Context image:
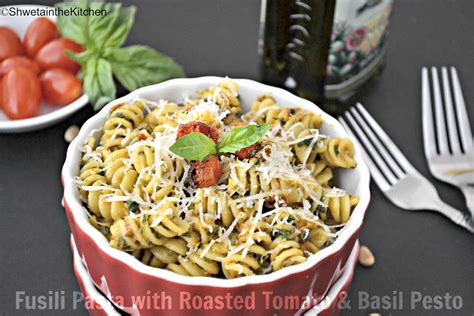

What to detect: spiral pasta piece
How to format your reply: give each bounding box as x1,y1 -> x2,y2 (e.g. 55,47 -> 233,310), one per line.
109,216 -> 167,250
131,145 -> 154,173
193,188 -> 240,228
86,182 -> 128,221
306,161 -> 333,187
321,137 -> 357,169
79,159 -> 105,191
129,148 -> 182,201
321,193 -> 360,224
199,80 -> 240,117
252,231 -> 273,249
134,249 -> 166,268
227,159 -> 309,205
148,201 -> 190,238
270,237 -> 306,271
101,101 -> 146,148
169,240 -> 229,277
222,244 -> 266,278
132,238 -> 187,268
103,149 -> 138,192
80,149 -> 128,221
146,101 -> 180,131
109,201 -> 189,250
168,241 -> 224,277
134,173 -> 174,202
167,253 -> 220,277
290,122 -> 327,164
301,227 -> 329,254
246,95 -> 321,130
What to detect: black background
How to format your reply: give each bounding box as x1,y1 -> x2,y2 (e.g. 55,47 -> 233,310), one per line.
0,0 -> 473,315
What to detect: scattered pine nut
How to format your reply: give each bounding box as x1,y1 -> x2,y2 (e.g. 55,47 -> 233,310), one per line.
359,245 -> 375,267
61,197 -> 64,208
64,125 -> 80,143
369,313 -> 381,316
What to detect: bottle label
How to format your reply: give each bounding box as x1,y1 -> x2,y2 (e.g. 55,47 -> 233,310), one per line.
326,0 -> 393,90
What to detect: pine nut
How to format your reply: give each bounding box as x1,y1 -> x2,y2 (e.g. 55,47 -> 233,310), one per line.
64,125 -> 80,143
359,245 -> 375,267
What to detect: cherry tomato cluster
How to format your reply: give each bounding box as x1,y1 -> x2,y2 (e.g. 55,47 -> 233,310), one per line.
0,18 -> 83,120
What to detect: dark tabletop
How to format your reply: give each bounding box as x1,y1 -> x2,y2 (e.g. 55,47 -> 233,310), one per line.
1,0 -> 473,315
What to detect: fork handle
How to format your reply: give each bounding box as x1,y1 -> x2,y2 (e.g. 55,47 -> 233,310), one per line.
432,200 -> 474,233
461,186 -> 474,217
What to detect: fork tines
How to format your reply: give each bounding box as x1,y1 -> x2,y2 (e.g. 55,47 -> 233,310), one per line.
422,67 -> 473,157
338,103 -> 416,192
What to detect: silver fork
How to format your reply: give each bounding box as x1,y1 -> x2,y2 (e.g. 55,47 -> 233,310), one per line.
338,103 -> 474,233
422,67 -> 474,215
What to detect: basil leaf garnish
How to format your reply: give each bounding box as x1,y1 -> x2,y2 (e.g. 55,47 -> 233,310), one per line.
169,133 -> 217,161
217,124 -> 269,154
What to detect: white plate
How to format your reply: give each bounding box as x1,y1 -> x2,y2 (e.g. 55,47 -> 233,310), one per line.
0,5 -> 88,133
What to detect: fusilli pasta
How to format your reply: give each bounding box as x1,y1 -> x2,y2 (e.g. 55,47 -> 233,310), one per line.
77,80 -> 359,279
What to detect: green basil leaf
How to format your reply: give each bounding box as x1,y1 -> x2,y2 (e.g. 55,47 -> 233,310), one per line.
217,124 -> 269,154
101,4 -> 136,49
55,1 -> 90,45
169,133 -> 217,161
85,2 -> 120,50
108,45 -> 185,91
55,1 -> 136,50
66,50 -> 92,80
83,58 -> 116,110
65,50 -> 96,65
127,200 -> 139,214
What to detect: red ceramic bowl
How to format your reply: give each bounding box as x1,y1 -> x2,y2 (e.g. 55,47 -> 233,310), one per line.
62,77 -> 371,316
306,241 -> 359,316
72,234 -> 360,316
72,235 -> 121,316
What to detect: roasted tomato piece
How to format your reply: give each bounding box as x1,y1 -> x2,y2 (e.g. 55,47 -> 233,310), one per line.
177,121 -> 219,142
191,155 -> 223,188
235,143 -> 258,160
232,122 -> 259,160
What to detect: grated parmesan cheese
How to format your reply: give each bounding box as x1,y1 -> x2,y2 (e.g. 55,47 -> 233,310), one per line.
150,208 -> 173,227
324,187 -> 347,197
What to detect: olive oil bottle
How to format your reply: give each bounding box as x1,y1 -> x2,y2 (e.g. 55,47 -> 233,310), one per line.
324,0 -> 393,113
259,0 -> 336,107
259,0 -> 393,114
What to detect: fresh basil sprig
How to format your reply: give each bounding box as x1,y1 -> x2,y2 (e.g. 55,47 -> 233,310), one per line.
170,124 -> 269,161
55,1 -> 185,110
